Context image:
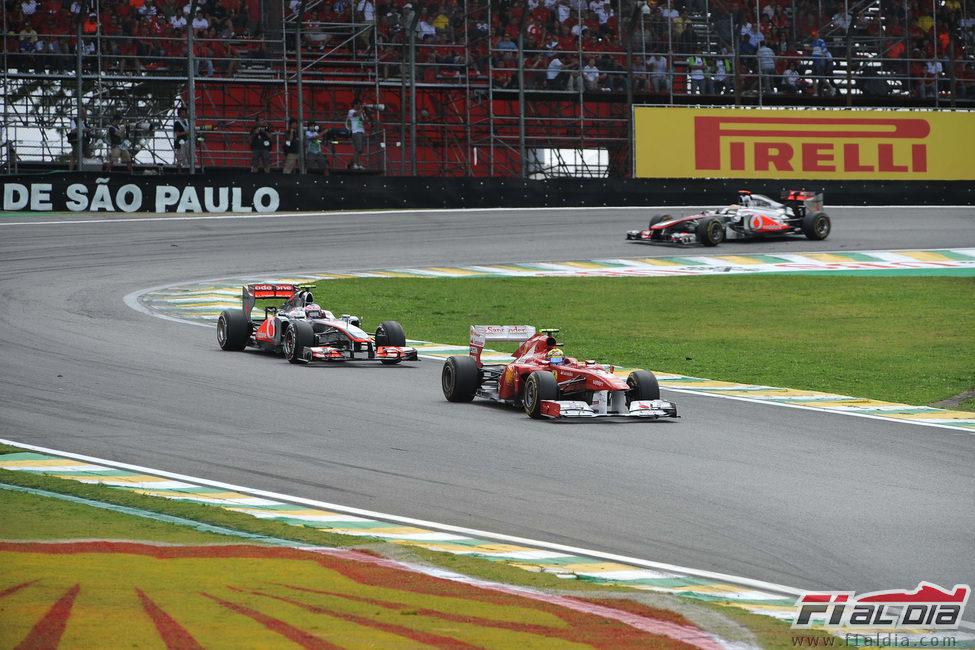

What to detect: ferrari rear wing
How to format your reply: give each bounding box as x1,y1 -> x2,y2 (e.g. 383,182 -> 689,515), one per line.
242,283 -> 298,319
469,325 -> 535,367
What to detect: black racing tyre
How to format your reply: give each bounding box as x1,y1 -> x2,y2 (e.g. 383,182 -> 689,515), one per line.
802,211 -> 831,240
442,356 -> 480,402
649,214 -> 670,228
217,309 -> 250,351
375,320 -> 407,364
375,320 -> 406,347
524,370 -> 558,419
695,217 -> 725,246
626,370 -> 661,404
283,319 -> 314,364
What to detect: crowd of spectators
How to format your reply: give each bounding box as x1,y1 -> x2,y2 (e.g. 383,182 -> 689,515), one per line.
3,0 -> 267,76
4,0 -> 974,99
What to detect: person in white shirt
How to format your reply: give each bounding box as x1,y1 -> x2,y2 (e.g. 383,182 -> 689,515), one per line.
346,100 -> 367,169
756,43 -> 776,92
686,48 -> 707,94
357,0 -> 375,22
546,53 -> 564,89
648,53 -> 669,93
919,57 -> 943,98
782,61 -> 800,93
191,10 -> 208,34
557,0 -> 572,23
711,55 -> 731,94
582,55 -> 601,90
416,12 -> 436,38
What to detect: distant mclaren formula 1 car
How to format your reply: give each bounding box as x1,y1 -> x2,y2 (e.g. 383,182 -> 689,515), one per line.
441,325 -> 678,421
217,283 -> 417,364
626,190 -> 831,246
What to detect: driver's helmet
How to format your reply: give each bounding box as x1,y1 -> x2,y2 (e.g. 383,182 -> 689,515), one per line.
547,348 -> 565,365
304,304 -> 323,319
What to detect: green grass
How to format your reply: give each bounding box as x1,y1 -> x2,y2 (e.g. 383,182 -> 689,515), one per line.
0,486 -> 240,544
0,457 -> 838,648
0,468 -> 361,548
313,275 -> 975,406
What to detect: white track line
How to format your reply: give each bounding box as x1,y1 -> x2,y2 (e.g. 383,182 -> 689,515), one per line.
0,437 -> 802,598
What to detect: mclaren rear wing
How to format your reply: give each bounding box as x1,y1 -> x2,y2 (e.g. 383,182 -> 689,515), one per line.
469,325 -> 535,366
782,190 -> 825,213
242,283 -> 298,319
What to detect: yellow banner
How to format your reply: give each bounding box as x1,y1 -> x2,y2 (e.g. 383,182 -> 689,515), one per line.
633,107 -> 975,180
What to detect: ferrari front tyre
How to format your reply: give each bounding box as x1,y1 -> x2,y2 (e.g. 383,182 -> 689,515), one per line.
524,370 -> 558,419
802,211 -> 831,240
626,370 -> 661,404
442,356 -> 480,402
284,320 -> 314,364
695,217 -> 725,246
217,309 -> 250,351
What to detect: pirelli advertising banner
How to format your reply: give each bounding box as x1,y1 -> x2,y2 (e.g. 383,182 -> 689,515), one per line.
634,107 -> 975,180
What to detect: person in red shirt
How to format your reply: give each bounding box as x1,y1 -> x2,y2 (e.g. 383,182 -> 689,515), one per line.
82,12 -> 98,34
532,3 -> 553,28
556,23 -> 575,50
118,38 -> 142,73
208,28 -> 232,75
491,51 -> 515,87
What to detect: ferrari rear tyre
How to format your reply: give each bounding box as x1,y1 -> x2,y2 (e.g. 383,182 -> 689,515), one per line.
442,356 -> 480,402
626,370 -> 661,404
217,309 -> 250,351
802,211 -> 831,240
284,320 -> 314,364
375,320 -> 407,364
524,371 -> 558,419
695,217 -> 725,246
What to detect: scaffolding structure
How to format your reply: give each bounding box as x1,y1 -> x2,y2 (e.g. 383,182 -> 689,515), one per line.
2,0 -> 972,176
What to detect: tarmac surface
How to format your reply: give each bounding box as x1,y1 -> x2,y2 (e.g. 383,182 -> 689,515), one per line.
1,205 -> 973,595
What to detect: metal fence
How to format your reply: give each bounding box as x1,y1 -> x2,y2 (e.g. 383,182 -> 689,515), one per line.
3,0 -> 973,176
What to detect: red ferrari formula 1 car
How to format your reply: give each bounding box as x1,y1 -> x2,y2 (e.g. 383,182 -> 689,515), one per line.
217,283 -> 417,365
441,325 -> 678,420
626,190 -> 831,246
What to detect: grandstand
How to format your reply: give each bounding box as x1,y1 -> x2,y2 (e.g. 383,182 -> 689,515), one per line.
2,0 -> 972,176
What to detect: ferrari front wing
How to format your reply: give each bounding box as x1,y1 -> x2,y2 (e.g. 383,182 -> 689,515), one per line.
540,398 -> 678,420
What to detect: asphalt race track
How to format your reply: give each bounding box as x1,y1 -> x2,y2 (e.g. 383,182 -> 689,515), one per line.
2,205 -> 974,597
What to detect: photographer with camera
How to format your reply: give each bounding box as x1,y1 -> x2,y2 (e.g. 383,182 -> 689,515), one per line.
346,100 -> 369,170
106,113 -> 134,174
173,106 -> 192,173
305,120 -> 327,175
282,117 -> 301,174
249,115 -> 271,173
67,108 -> 93,171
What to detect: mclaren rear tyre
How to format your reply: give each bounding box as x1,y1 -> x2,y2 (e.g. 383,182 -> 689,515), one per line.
375,320 -> 407,364
524,370 -> 558,419
695,217 -> 725,246
626,370 -> 661,404
649,214 -> 670,228
283,320 -> 314,364
442,356 -> 480,402
802,211 -> 831,240
217,309 -> 250,351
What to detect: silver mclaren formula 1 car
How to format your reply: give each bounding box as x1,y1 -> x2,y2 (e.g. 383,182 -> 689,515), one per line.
217,283 -> 417,364
626,190 -> 832,246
